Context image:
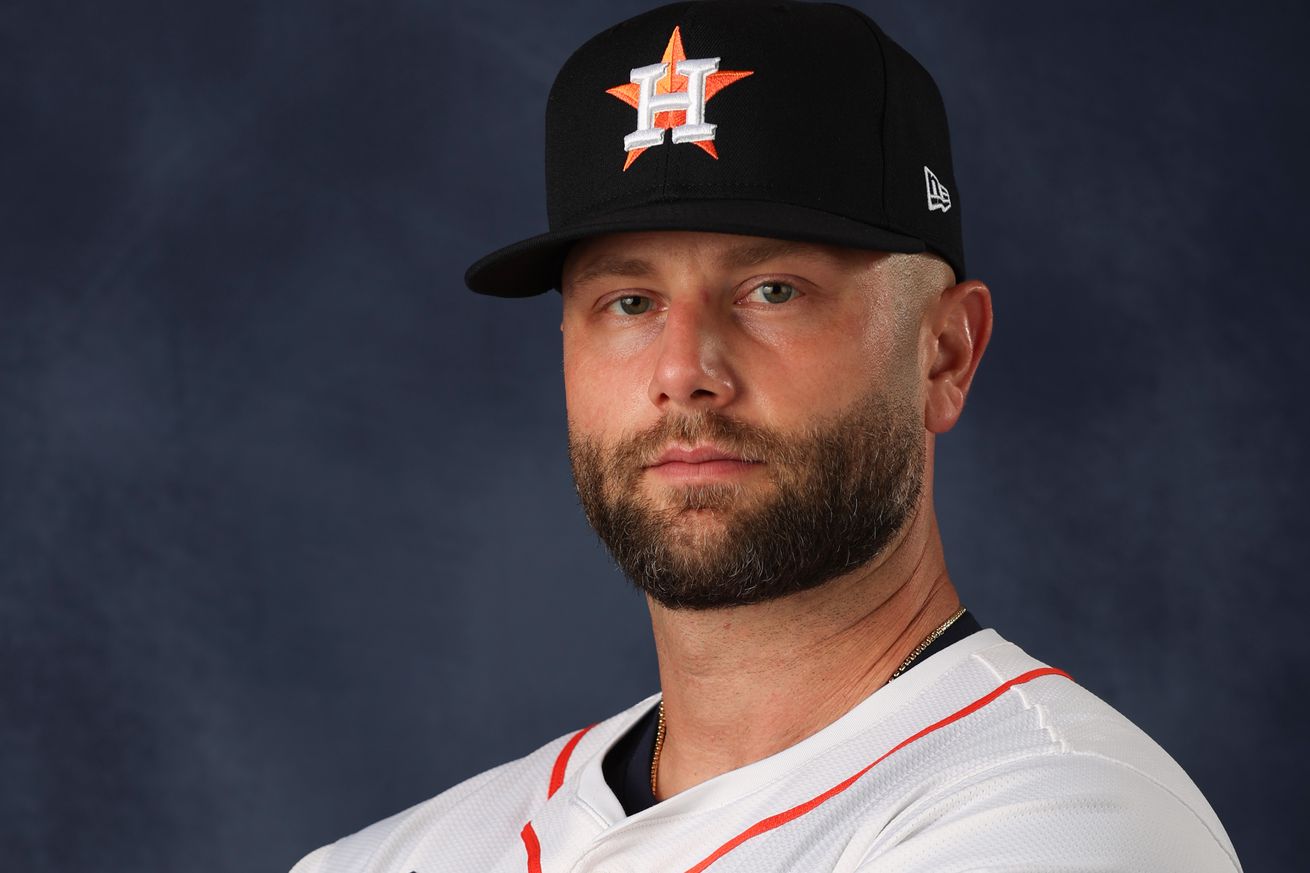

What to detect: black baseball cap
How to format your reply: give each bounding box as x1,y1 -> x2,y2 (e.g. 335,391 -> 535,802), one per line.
464,0 -> 964,297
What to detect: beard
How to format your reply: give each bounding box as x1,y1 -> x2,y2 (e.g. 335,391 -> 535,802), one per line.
568,387 -> 926,610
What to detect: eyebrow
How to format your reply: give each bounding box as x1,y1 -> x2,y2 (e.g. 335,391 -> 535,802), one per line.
567,255 -> 657,289
566,239 -> 826,290
719,239 -> 815,269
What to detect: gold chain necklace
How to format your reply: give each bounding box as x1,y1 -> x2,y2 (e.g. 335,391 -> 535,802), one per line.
649,606 -> 968,797
889,605 -> 968,680
649,699 -> 668,796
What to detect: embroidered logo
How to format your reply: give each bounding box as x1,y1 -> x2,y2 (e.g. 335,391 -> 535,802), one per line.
924,166 -> 952,212
605,26 -> 753,171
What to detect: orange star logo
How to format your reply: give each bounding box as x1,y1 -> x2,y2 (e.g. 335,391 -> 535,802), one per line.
605,26 -> 753,171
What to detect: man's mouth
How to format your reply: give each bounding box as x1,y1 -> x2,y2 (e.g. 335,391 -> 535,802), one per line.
644,444 -> 763,482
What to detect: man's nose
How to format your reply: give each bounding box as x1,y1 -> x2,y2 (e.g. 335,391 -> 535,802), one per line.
647,299 -> 738,411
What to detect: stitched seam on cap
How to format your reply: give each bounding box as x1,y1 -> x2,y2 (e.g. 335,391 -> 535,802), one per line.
826,4 -> 891,232
658,1 -> 706,202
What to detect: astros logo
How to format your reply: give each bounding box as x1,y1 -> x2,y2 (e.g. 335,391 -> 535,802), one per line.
606,26 -> 753,171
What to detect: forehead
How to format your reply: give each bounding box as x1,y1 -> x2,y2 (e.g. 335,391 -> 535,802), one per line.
561,230 -> 880,291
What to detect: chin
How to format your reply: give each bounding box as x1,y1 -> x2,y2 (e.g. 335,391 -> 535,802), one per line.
663,513 -> 740,553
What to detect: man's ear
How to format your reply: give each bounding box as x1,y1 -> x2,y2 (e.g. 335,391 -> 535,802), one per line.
923,280 -> 992,434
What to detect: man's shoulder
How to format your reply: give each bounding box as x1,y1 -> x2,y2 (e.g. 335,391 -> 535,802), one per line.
287,757 -> 523,873
859,736 -> 1243,872
965,634 -> 1223,814
864,631 -> 1243,871
289,693 -> 657,873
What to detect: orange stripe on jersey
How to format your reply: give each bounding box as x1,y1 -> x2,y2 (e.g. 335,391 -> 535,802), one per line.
521,723 -> 597,872
548,724 -> 596,799
681,667 -> 1074,873
519,821 -> 542,873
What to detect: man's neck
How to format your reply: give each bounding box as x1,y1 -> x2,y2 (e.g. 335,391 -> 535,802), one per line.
647,507 -> 960,800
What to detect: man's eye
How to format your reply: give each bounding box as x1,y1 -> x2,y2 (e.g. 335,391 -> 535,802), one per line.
748,282 -> 798,304
611,295 -> 653,315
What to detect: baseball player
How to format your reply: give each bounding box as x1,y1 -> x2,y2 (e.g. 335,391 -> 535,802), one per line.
292,2 -> 1242,871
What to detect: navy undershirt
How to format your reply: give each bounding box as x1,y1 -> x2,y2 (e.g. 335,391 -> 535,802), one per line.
601,610 -> 983,816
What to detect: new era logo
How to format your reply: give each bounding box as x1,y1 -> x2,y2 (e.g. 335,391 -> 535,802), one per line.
924,166 -> 951,213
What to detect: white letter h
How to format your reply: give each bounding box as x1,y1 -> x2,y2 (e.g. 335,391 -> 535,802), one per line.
623,57 -> 720,152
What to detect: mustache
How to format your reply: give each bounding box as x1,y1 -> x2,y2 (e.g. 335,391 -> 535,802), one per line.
610,410 -> 784,468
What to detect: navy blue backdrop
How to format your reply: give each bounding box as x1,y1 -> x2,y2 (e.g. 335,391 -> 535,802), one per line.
2,1 -> 1305,870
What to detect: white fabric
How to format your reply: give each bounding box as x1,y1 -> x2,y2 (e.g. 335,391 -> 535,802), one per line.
291,629 -> 1242,873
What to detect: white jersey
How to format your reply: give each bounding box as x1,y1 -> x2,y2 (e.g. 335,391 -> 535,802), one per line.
291,629 -> 1241,873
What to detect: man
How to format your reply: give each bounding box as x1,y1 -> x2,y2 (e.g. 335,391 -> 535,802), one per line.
293,1 -> 1242,870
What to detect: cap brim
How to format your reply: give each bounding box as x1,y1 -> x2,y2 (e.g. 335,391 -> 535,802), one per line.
463,199 -> 930,297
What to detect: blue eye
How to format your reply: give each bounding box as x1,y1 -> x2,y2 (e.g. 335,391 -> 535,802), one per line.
750,282 -> 798,304
612,295 -> 653,315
